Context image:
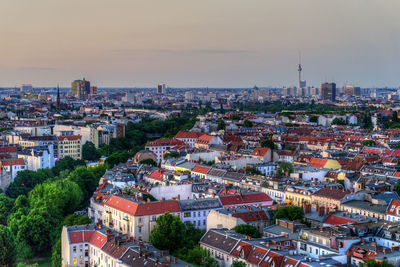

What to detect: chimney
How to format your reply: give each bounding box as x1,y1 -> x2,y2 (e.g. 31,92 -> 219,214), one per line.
318,206 -> 325,217
247,236 -> 251,240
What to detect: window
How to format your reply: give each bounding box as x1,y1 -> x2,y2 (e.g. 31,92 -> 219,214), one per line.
184,212 -> 191,218
73,246 -> 76,253
138,226 -> 142,233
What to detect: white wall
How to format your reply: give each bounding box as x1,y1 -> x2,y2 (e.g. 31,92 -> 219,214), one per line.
150,184 -> 193,200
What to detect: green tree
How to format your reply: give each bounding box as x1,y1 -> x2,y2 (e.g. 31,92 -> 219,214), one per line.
176,246 -> 217,267
393,111 -> 399,123
331,117 -> 347,125
63,214 -> 92,226
82,141 -> 101,161
232,261 -> 247,267
0,193 -> 14,225
362,260 -> 395,267
276,162 -> 293,177
51,238 -> 62,267
309,115 -> 319,123
231,114 -> 241,120
150,213 -> 187,252
6,169 -> 53,198
233,224 -> 261,238
245,166 -> 262,175
67,166 -> 98,203
0,225 -> 17,266
273,206 -> 304,222
140,158 -> 158,166
217,120 -> 226,130
362,112 -> 373,130
143,193 -> 157,202
362,139 -> 376,146
260,139 -> 276,149
243,120 -> 253,128
164,152 -> 180,159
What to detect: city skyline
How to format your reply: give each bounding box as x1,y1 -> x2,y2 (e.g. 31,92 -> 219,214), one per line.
0,0 -> 399,87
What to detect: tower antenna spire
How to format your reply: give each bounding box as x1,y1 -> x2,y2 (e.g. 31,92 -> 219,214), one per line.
298,51 -> 302,89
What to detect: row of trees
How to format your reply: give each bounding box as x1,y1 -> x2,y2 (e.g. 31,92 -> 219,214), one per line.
93,113 -> 198,167
0,156 -> 106,265
150,213 -> 218,266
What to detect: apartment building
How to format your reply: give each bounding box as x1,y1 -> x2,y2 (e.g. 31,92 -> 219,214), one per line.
58,135 -> 82,160
104,195 -> 181,241
145,138 -> 186,163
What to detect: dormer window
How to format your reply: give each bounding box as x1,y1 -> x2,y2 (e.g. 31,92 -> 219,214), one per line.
397,207 -> 400,216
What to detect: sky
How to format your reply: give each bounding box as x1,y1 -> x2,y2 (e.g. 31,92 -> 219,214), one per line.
0,0 -> 399,88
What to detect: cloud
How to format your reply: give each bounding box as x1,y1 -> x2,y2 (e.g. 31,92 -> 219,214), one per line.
110,48 -> 255,55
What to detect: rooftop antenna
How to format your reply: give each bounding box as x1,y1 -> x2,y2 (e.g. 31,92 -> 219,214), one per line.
298,51 -> 302,89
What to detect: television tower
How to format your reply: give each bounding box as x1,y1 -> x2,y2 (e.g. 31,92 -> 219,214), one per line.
298,52 -> 302,89
56,84 -> 60,109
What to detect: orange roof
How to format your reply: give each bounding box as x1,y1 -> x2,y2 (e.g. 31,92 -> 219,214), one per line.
309,158 -> 327,167
252,147 -> 270,157
148,169 -> 165,181
105,195 -> 180,216
1,159 -> 25,166
192,165 -> 211,174
175,131 -> 206,139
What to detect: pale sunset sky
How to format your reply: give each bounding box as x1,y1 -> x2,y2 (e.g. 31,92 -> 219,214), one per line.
0,0 -> 399,87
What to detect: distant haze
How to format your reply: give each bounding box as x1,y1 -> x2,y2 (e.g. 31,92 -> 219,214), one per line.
0,0 -> 399,87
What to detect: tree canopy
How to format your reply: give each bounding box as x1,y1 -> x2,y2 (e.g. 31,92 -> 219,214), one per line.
273,206 -> 304,222
232,261 -> 247,267
276,162 -> 294,177
362,139 -> 376,146
140,158 -> 158,166
0,224 -> 16,266
233,224 -> 261,238
261,139 -> 276,149
243,120 -> 253,128
362,260 -> 395,267
82,141 -> 101,161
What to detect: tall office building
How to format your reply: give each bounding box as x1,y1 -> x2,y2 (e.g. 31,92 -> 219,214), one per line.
321,83 -> 336,102
20,84 -> 33,93
157,84 -> 166,94
71,78 -> 90,100
344,86 -> 361,96
89,86 -> 97,95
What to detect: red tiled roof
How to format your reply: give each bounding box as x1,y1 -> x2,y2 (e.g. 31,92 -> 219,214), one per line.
219,193 -> 272,206
324,215 -> 358,225
175,130 -> 206,139
192,165 -> 211,174
232,210 -> 269,222
309,158 -> 327,167
1,159 -> 25,166
313,187 -> 349,200
252,147 -> 270,157
89,231 -> 107,248
148,169 -> 164,181
58,135 -> 81,141
0,146 -> 16,153
105,195 -> 180,216
386,199 -> 400,216
242,192 -> 272,203
147,138 -> 185,147
195,135 -> 214,144
68,230 -> 95,244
